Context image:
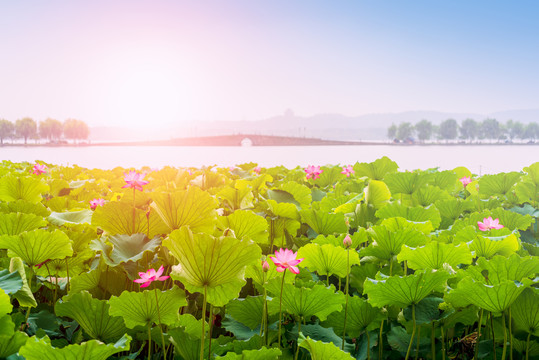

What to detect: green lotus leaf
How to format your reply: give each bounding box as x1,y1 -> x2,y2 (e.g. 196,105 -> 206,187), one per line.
278,181 -> 312,208
299,336 -> 354,360
0,314 -> 28,357
313,230 -> 368,249
300,210 -> 347,236
266,189 -> 300,209
438,304 -> 479,329
90,234 -> 161,267
445,277 -> 531,313
512,336 -> 539,358
386,325 -> 430,356
511,287 -> 539,335
18,333 -> 131,360
452,166 -> 472,179
266,281 -> 344,321
322,295 -> 385,338
165,227 -> 261,306
245,257 -> 296,288
218,210 -> 268,244
365,179 -> 391,209
0,200 -> 50,217
151,187 -> 218,233
46,196 -> 85,212
92,201 -> 169,238
381,216 -> 433,234
402,296 -> 445,325
353,156 -> 399,180
0,288 -> 12,314
319,193 -> 363,214
376,203 -> 441,229
109,286 -> 186,328
69,264 -> 128,299
397,241 -> 473,270
489,207 -> 535,231
9,257 -> 37,307
0,269 -> 23,294
215,347 -> 282,360
478,172 -> 521,197
523,162 -> 539,184
226,295 -> 264,330
62,224 -> 97,253
465,254 -> 539,285
264,199 -> 299,220
0,229 -> 72,266
55,291 -> 127,342
217,180 -> 254,210
515,178 -> 538,205
297,243 -> 359,278
384,171 -> 432,195
316,166 -> 346,187
168,327 -> 211,360
176,313 -> 207,338
0,175 -> 49,203
411,185 -> 451,207
0,212 -> 46,237
361,224 -> 427,261
469,232 -> 519,258
271,218 -> 301,247
435,198 -> 474,229
48,209 -> 93,226
363,269 -> 451,308
431,170 -> 459,191
35,249 -> 94,278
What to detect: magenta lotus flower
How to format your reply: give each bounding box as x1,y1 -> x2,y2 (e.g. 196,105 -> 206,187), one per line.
305,165 -> 323,180
122,171 -> 149,191
343,234 -> 352,248
89,198 -> 105,210
478,217 -> 504,231
271,248 -> 304,274
32,164 -> 47,175
253,166 -> 262,175
262,260 -> 270,272
341,165 -> 354,177
459,176 -> 472,187
134,266 -> 170,288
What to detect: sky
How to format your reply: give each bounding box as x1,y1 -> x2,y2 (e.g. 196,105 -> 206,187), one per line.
1,0 -> 539,128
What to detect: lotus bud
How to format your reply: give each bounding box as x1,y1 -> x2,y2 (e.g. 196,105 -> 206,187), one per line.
262,260 -> 270,272
343,234 -> 352,248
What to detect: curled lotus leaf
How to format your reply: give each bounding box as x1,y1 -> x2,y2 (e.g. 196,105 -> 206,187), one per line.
264,199 -> 299,220
9,257 -> 37,307
364,179 -> 391,209
48,209 -> 93,226
376,203 -> 441,229
0,175 -> 49,203
90,233 -> 161,267
0,212 -> 46,237
299,336 -> 355,360
297,243 -> 359,278
353,156 -> 399,180
300,209 -> 348,236
397,241 -> 473,270
278,181 -> 312,208
0,229 -> 72,266
218,210 -> 268,244
511,287 -> 539,336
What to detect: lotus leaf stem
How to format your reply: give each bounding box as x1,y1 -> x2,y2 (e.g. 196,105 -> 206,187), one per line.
431,323 -> 436,360
207,304 -> 214,360
153,289 -> 166,360
379,320 -> 384,360
415,325 -> 421,360
508,308 -> 513,360
366,330 -> 371,360
441,325 -> 446,360
200,286 -> 208,360
65,258 -> 70,292
278,270 -> 286,349
501,310 -> 507,360
132,188 -> 136,234
474,308 -> 484,360
147,323 -> 152,360
294,316 -> 302,360
491,312 -> 497,360
526,332 -> 531,360
404,303 -> 416,360
260,272 -> 268,346
342,248 -> 350,350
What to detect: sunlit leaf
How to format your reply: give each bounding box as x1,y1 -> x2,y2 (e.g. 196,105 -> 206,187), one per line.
0,314 -> 28,357
469,232 -> 520,258
48,209 -> 93,226
297,243 -> 359,278
511,287 -> 539,336
264,199 -> 299,220
299,336 -> 354,360
0,229 -> 72,266
478,172 -> 521,197
353,156 -> 398,180
278,181 -> 312,208
218,210 -> 268,244
90,234 -> 161,267
226,295 -> 264,330
0,288 -> 12,314
397,241 -> 473,270
364,180 -> 391,209
300,209 -> 347,236
215,347 -> 282,360
313,230 -> 368,249
0,175 -> 49,203
0,212 -> 46,237
384,171 -> 431,195
9,257 -> 37,307
322,295 -> 385,337
376,203 -> 441,229
361,224 -> 427,261
0,200 -> 50,217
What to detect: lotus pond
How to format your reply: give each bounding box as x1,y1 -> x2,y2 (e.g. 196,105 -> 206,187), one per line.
0,157 -> 537,360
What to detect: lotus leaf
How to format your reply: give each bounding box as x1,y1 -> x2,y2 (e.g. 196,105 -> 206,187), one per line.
489,207 -> 535,231
515,178 -> 538,205
412,185 -> 451,207
218,210 -> 268,244
245,258 -> 296,288
264,199 -> 299,220
364,179 -> 391,209
297,243 -> 359,278
435,198 -> 474,229
322,295 -> 385,337
215,347 -> 282,360
165,227 -> 261,306
362,224 -> 427,261
226,296 -> 264,330
109,286 -> 186,328
511,287 -> 539,335
0,212 -> 46,237
0,229 -> 72,266
300,209 -> 347,236
353,156 -> 399,180
278,181 -> 312,208
466,254 -> 539,284
0,288 -> 11,314
397,241 -> 473,270
0,200 -> 50,216
90,233 -> 161,267
69,264 -> 128,299
316,165 -> 345,187
431,170 -> 459,191
402,296 -> 445,324
9,257 -> 37,307
376,203 -> 441,229
48,209 -> 93,226
387,326 -> 430,356
55,291 -> 127,342
298,336 -> 354,360
0,315 -> 28,357
217,180 -> 254,210
381,216 -> 434,234
363,269 -> 451,308
478,172 -> 521,197
18,333 -> 131,360
469,232 -> 520,258
169,327 -> 212,360
0,175 -> 49,203
313,230 -> 368,249
319,193 -> 363,214
0,269 -> 23,294
384,171 -> 432,196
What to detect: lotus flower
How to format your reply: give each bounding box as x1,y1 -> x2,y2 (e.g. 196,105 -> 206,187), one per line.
341,165 -> 354,177
305,165 -> 323,180
271,248 -> 304,274
478,217 -> 504,231
122,171 -> 149,191
343,234 -> 352,248
134,266 -> 170,288
253,166 -> 262,175
459,176 -> 472,187
89,198 -> 105,210
32,164 -> 47,175
262,260 -> 270,272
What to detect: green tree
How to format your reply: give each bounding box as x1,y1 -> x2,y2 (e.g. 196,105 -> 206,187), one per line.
480,118 -> 501,143
39,118 -> 63,141
522,122 -> 539,142
387,123 -> 397,140
459,118 -> 478,143
396,122 -> 414,141
414,119 -> 433,143
64,119 -> 89,143
0,119 -> 14,145
505,119 -> 524,141
15,117 -> 37,145
439,119 -> 458,143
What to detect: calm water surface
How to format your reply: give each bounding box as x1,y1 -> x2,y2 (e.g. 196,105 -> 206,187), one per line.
1,145 -> 537,174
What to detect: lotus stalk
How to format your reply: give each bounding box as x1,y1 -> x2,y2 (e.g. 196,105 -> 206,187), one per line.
404,303 -> 416,360
526,332 -> 531,360
200,286 -> 208,360
501,311 -> 507,360
207,304 -> 214,360
431,323 -> 436,360
278,270 -> 286,349
379,320 -> 384,360
342,234 -> 352,350
508,308 -> 513,360
474,308 -> 484,360
147,323 -> 152,360
294,316 -> 302,360
260,260 -> 269,347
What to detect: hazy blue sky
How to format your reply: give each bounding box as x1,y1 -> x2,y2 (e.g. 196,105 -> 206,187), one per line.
1,0 -> 538,128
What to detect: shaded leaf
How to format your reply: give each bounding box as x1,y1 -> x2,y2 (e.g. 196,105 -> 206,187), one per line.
0,229 -> 72,266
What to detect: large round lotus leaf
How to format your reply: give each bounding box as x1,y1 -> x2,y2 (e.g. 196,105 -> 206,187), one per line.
316,166 -> 346,188
361,224 -> 427,261
226,295 -> 264,330
353,156 -> 399,180
278,181 -> 312,208
55,291 -> 127,342
266,281 -> 344,321
48,209 -> 93,226
489,207 -> 535,231
298,243 -> 359,278
465,254 -> 539,284
0,175 -> 49,203
90,234 -> 161,267
217,180 -> 254,210
109,286 -> 186,328
313,230 -> 368,249
265,199 -> 299,220
151,187 -> 218,233
0,212 -> 46,237
523,162 -> 539,184
0,200 -> 50,217
271,218 -> 301,248
431,170 -> 459,191
0,288 -> 12,314
397,241 -> 473,270
35,249 -> 94,278
365,180 -> 391,209
300,209 -> 347,236
92,201 -> 168,238
384,171 -> 432,196
299,336 -> 354,360
363,269 -> 451,308
376,203 -> 441,229
218,210 -> 268,244
381,216 -> 433,234
478,172 -> 521,197
318,193 -> 364,214
165,227 -> 261,306
434,198 -> 474,229
18,334 -> 131,360
9,257 -> 37,307
322,295 -> 385,338
515,178 -> 538,204
469,232 -> 519,258
215,347 -> 282,360
69,264 -> 128,299
511,287 -> 539,335
62,224 -> 97,253
169,327 -> 212,360
452,166 -> 472,179
0,314 -> 28,357
411,185 -> 451,207
0,229 -> 72,266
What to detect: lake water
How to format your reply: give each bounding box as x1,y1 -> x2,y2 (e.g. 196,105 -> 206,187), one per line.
1,145 -> 537,175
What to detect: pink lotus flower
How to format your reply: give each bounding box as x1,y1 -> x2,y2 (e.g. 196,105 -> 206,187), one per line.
459,177 -> 472,187
343,234 -> 352,248
89,198 -> 105,210
261,260 -> 270,272
253,166 -> 262,175
341,165 -> 354,177
134,266 -> 170,288
32,164 -> 47,175
270,248 -> 304,274
304,165 -> 323,180
122,171 -> 149,191
478,217 -> 504,231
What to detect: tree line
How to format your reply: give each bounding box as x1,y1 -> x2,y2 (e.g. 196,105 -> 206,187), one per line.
387,118 -> 539,143
0,118 -> 89,145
